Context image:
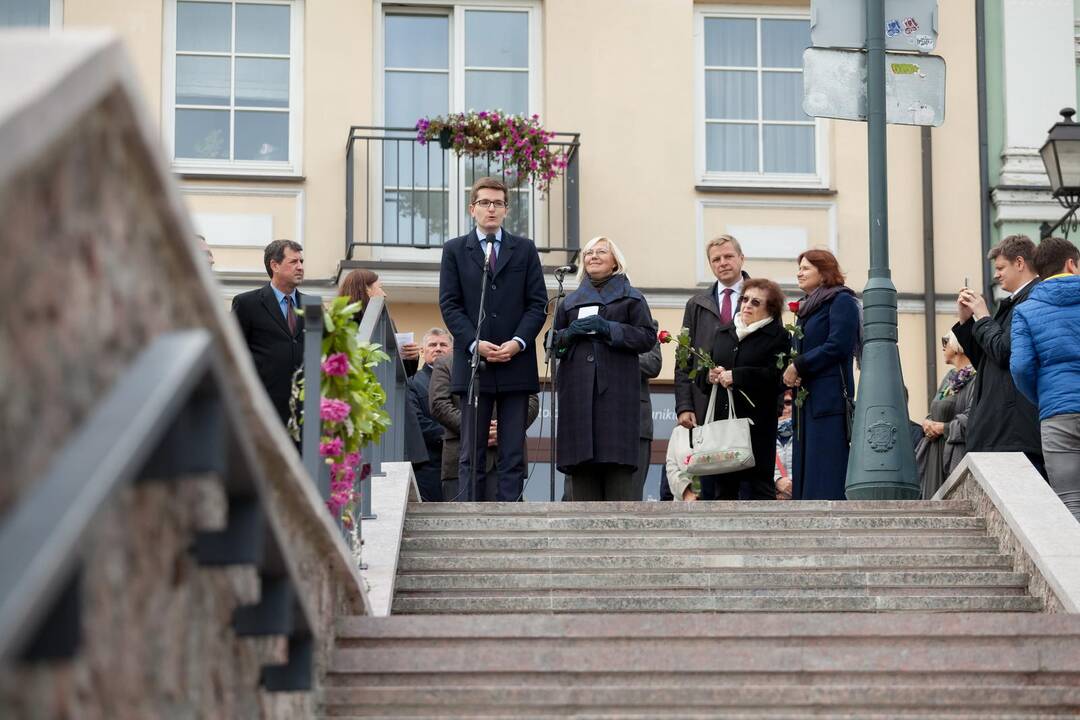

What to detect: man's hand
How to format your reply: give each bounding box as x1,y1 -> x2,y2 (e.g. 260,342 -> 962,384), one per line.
682,486 -> 698,501
678,411 -> 696,429
487,420 -> 498,447
959,289 -> 990,321
956,290 -> 973,323
490,340 -> 522,362
476,340 -> 502,360
400,342 -> 420,361
783,363 -> 800,388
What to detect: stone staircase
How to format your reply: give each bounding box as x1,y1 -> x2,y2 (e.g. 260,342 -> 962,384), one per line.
319,500 -> 1080,717
391,500 -> 1040,613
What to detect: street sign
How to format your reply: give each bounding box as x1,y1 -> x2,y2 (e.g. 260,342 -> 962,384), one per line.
810,0 -> 938,53
803,48 -> 946,127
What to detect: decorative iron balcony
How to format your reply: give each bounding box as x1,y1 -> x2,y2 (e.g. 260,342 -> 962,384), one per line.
344,126 -> 580,260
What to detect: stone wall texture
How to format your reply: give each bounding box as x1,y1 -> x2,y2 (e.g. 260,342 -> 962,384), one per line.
0,49 -> 367,718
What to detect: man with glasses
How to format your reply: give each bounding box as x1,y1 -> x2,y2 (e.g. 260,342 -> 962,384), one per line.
438,177 -> 548,501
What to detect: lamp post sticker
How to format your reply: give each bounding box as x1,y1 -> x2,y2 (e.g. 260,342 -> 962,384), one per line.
915,35 -> 933,51
902,17 -> 919,34
890,62 -> 924,78
886,19 -> 902,37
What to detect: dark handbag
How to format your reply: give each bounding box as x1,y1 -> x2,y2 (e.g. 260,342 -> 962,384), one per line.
839,365 -> 855,443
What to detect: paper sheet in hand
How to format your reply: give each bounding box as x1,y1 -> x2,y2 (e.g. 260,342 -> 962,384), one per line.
576,305 -> 599,334
394,332 -> 414,348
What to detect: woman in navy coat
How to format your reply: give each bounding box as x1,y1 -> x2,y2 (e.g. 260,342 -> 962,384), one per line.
783,249 -> 860,500
553,236 -> 656,500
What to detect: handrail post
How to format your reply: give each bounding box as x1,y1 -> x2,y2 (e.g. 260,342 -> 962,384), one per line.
301,300 -> 327,500
345,133 -> 355,260
565,141 -> 580,251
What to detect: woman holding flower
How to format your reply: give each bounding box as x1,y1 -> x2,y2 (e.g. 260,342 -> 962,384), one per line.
552,236 -> 656,500
783,249 -> 861,501
694,278 -> 791,501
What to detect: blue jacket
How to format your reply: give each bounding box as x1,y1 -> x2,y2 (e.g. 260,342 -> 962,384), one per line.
1010,274 -> 1080,420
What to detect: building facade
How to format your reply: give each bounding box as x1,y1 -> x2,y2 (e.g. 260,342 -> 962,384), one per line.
8,0 -> 1010,495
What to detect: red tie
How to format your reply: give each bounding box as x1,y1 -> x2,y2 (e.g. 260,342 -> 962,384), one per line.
488,241 -> 498,273
285,294 -> 297,335
720,288 -> 733,325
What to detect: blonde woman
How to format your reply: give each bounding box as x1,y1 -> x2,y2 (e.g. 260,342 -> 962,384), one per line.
552,236 -> 656,500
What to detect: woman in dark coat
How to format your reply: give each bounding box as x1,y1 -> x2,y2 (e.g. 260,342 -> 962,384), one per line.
783,249 -> 861,501
691,279 -> 791,501
553,236 -> 656,500
916,330 -> 976,498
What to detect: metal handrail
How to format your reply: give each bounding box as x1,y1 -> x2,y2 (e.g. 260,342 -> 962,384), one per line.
0,330 -> 314,689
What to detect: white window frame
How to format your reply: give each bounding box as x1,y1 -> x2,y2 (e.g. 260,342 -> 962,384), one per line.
694,4 -> 829,190
50,0 -> 62,28
162,0 -> 304,177
372,0 -> 543,259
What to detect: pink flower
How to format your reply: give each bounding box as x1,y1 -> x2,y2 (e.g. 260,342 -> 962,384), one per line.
319,437 -> 343,457
345,451 -> 361,468
322,352 -> 349,377
321,398 -> 351,423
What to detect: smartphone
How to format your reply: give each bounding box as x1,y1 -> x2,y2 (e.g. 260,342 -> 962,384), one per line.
963,276 -> 969,289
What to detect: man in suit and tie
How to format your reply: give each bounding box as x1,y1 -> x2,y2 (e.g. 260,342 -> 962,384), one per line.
439,177 -> 548,501
407,327 -> 453,501
232,239 -> 307,426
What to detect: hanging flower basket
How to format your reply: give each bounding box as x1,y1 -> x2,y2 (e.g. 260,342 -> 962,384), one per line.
416,111 -> 569,195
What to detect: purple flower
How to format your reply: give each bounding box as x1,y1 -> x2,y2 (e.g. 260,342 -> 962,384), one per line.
321,398 -> 351,423
319,437 -> 344,457
321,352 -> 349,377
345,451 -> 361,468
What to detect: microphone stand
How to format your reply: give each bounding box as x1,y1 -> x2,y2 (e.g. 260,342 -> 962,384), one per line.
464,238 -> 494,502
544,255 -> 576,502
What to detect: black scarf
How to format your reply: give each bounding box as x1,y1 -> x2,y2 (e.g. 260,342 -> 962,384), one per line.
796,284 -> 856,319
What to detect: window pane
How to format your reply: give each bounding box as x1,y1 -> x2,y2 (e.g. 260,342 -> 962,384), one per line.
706,124 -> 758,172
465,70 -> 528,116
236,57 -> 289,107
0,0 -> 49,27
235,111 -> 289,161
465,11 -> 528,68
385,71 -> 448,127
236,3 -> 290,54
177,1 -> 231,53
383,190 -> 450,246
383,137 -> 450,190
704,17 -> 755,67
762,19 -> 809,68
705,70 -> 757,121
385,15 -> 449,69
762,72 -> 809,121
764,125 -> 815,173
176,56 -> 230,106
175,109 -> 230,159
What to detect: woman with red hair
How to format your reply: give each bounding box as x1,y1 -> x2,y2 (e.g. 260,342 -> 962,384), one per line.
783,249 -> 861,500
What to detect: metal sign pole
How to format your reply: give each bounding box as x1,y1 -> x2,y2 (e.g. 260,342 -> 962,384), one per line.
845,0 -> 919,499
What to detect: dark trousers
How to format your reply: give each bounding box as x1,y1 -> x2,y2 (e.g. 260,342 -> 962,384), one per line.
458,391 -> 528,501
412,460 -> 444,502
701,471 -> 775,501
629,438 -> 651,501
566,463 -> 637,501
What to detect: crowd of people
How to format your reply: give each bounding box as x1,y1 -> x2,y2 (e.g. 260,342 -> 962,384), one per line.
230,177 -> 1080,519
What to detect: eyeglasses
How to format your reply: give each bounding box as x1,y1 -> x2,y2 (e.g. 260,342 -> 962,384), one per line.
783,399 -> 793,407
744,297 -> 765,308
472,199 -> 507,209
940,336 -> 950,349
583,247 -> 611,258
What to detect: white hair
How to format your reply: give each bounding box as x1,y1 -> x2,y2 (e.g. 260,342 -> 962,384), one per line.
422,327 -> 451,346
577,236 -> 629,282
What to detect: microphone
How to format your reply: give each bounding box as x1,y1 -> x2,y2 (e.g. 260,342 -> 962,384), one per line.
554,265 -> 574,275
484,233 -> 496,267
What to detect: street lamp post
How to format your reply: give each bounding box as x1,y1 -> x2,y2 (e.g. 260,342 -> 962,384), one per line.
844,0 -> 920,499
1039,108 -> 1080,240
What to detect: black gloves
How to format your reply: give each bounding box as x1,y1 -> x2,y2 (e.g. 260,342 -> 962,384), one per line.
568,314 -> 612,340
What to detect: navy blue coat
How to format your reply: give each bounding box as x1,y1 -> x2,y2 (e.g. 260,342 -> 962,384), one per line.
553,275 -> 656,472
791,290 -> 860,500
439,229 -> 548,394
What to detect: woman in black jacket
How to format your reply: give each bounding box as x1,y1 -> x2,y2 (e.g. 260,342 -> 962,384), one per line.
694,278 -> 791,501
553,236 -> 656,500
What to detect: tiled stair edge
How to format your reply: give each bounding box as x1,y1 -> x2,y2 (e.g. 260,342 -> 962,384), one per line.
360,462 -> 420,616
936,452 -> 1080,613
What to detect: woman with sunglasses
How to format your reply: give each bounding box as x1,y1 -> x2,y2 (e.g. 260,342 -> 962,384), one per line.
689,278 -> 791,501
916,331 -> 976,498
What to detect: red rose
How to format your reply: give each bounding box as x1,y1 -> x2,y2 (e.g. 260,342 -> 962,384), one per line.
788,301 -> 800,313
657,330 -> 672,344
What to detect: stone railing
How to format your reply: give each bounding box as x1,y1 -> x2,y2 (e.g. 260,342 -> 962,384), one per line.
0,30 -> 368,717
936,452 -> 1080,613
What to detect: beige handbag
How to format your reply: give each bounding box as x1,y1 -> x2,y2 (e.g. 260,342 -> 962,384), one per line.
671,385 -> 756,476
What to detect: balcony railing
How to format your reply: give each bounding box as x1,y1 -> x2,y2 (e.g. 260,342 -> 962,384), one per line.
345,125 -> 580,259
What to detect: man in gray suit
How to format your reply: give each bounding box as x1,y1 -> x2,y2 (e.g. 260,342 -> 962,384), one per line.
632,320 -> 663,500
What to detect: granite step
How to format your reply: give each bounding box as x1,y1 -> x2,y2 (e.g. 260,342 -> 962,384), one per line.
400,533 -> 1001,553
397,552 -> 1015,573
394,569 -> 1031,593
403,515 -> 987,533
404,500 -> 978,517
322,614 -> 1080,717
390,594 -> 1043,614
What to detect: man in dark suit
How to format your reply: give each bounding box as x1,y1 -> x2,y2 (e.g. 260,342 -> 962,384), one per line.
232,239 -> 306,426
407,328 -> 453,501
438,177 -> 548,501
